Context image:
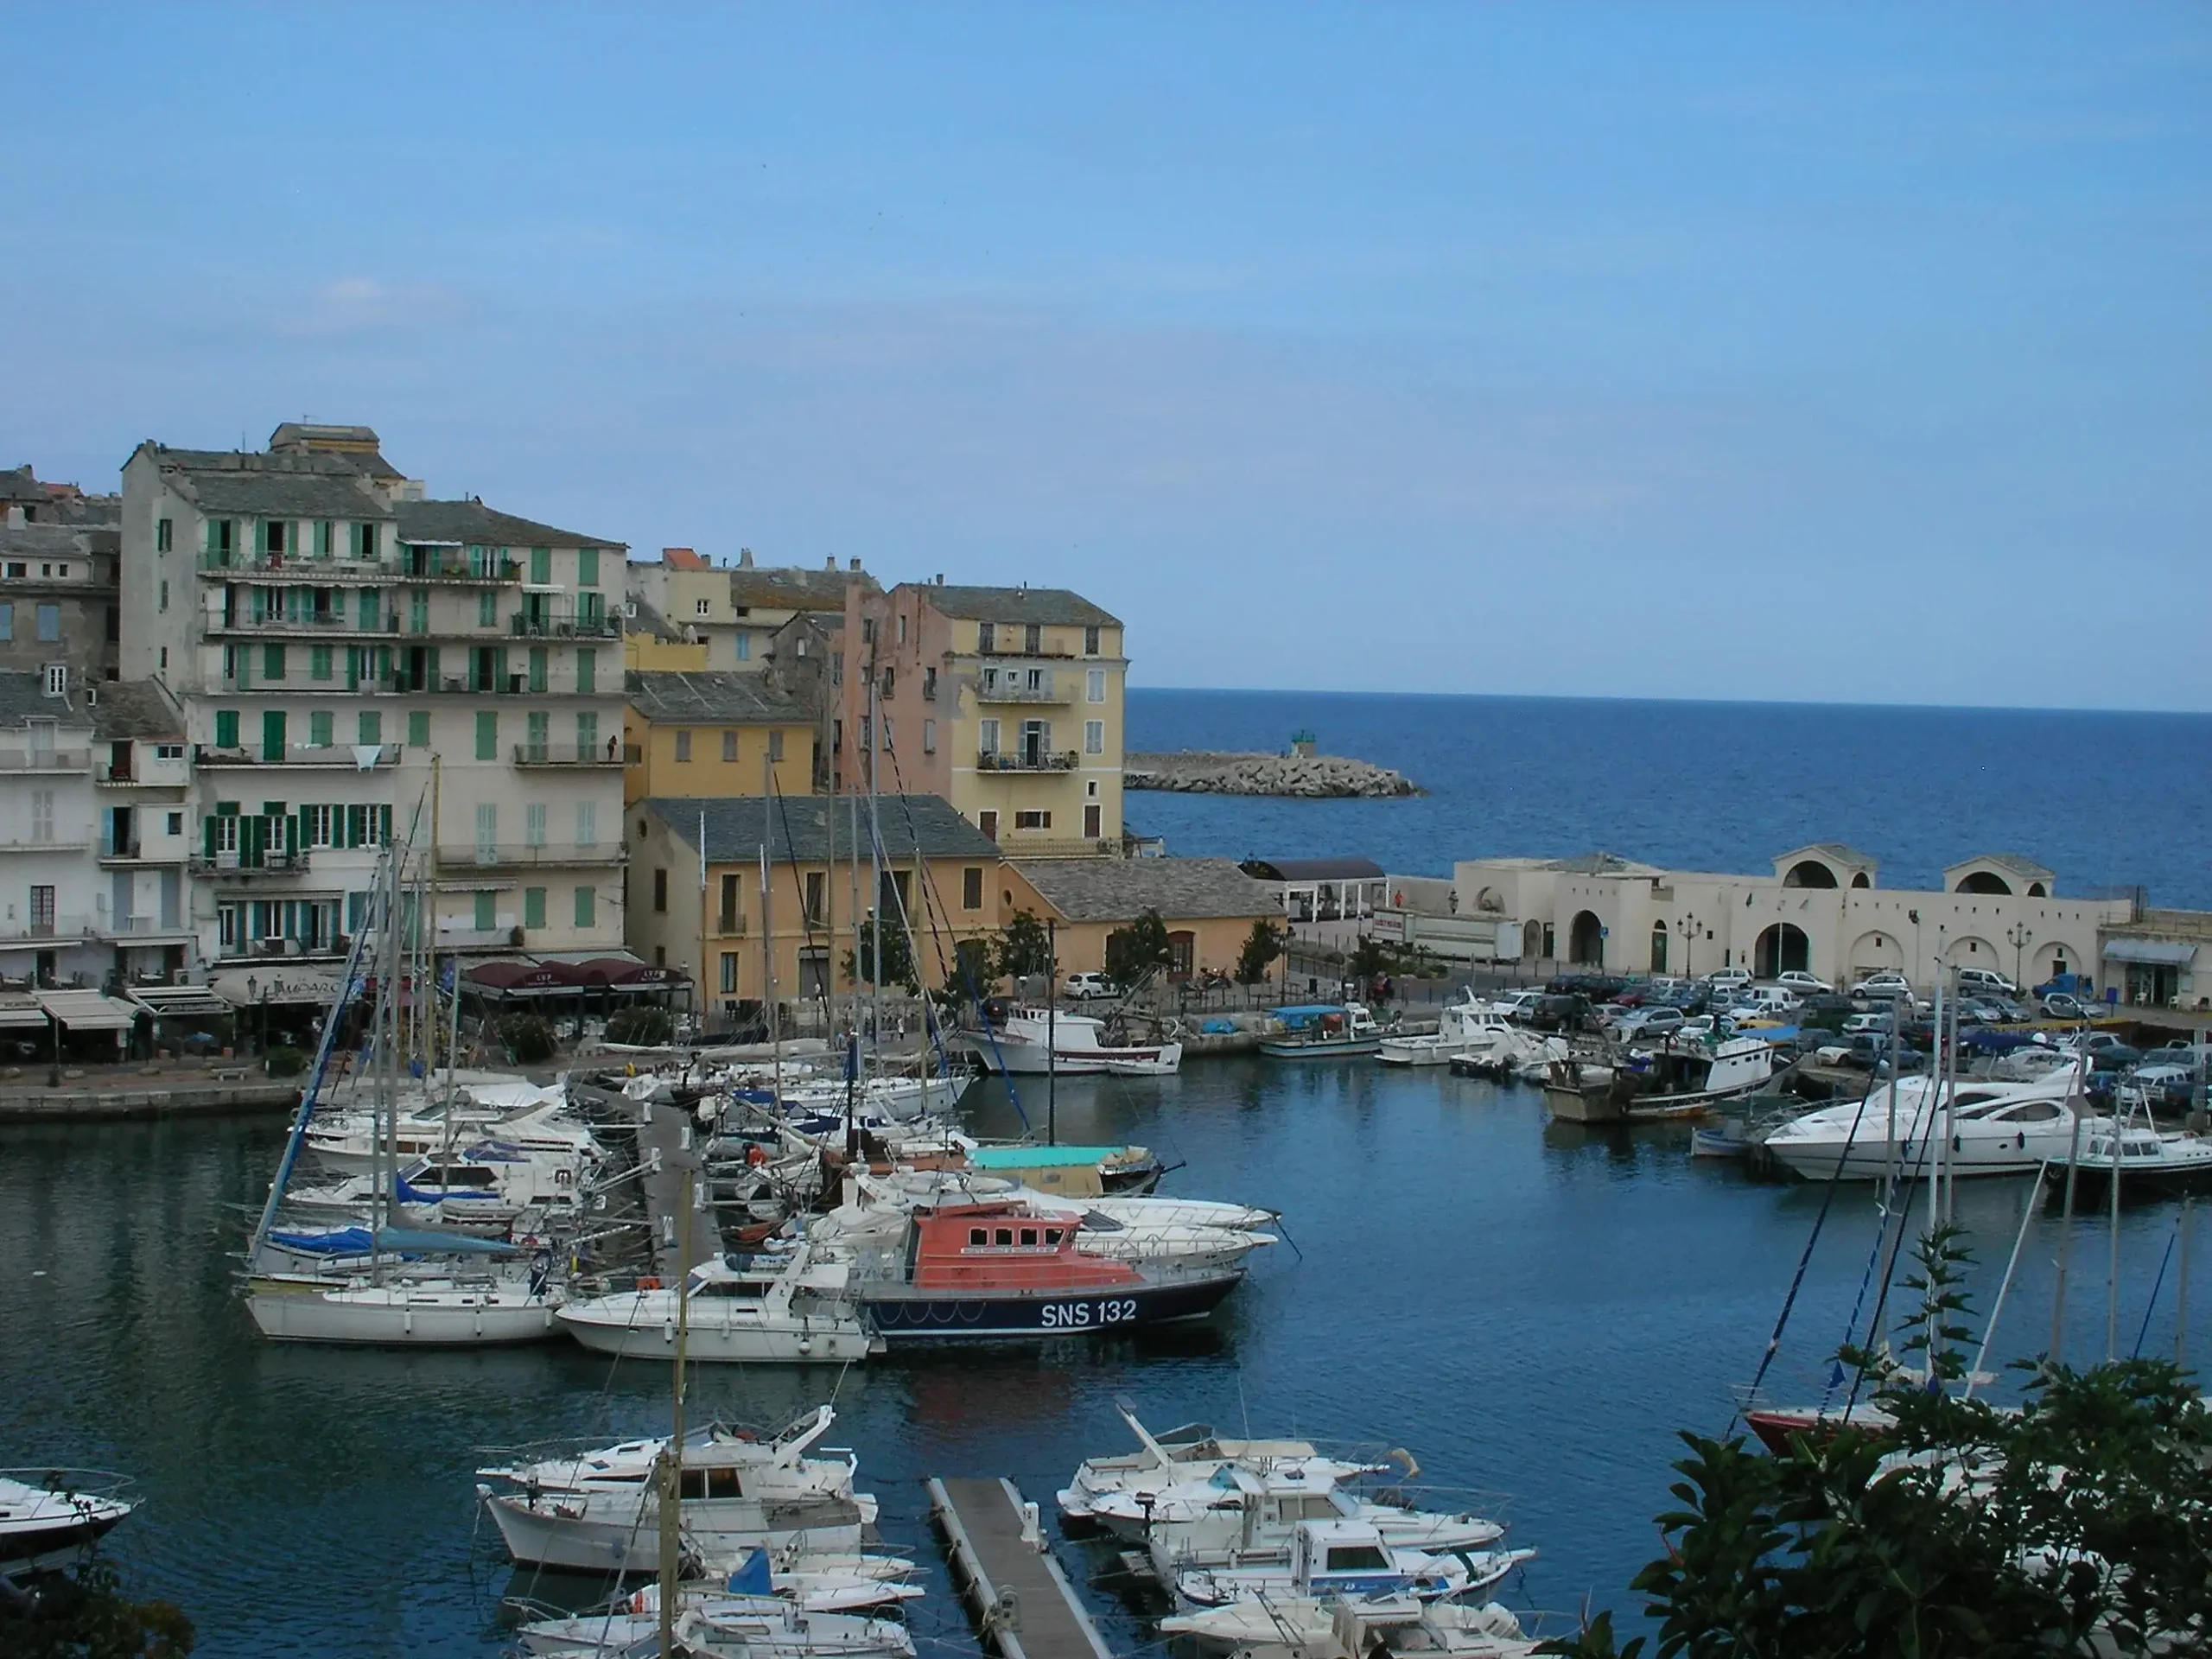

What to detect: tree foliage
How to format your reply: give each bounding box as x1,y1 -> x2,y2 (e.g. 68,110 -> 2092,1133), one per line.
500,1014 -> 557,1064
1104,908 -> 1173,986
4,1558 -> 194,1658
1538,1228 -> 2212,1659
995,910 -> 1052,982
1234,918 -> 1287,986
1347,936 -> 1389,990
843,917 -> 918,993
950,938 -> 995,1000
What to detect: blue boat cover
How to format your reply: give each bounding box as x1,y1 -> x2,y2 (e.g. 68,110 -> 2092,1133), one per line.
726,1548 -> 773,1596
270,1226 -> 377,1255
969,1146 -> 1126,1170
373,1225 -> 521,1255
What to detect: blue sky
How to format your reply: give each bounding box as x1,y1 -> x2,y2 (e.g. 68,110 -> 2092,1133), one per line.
4,5 -> 2206,708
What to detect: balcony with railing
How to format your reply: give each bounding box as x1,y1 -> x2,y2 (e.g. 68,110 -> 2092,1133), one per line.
95,757 -> 191,788
0,913 -> 94,943
512,741 -> 623,768
403,553 -> 523,585
973,666 -> 1074,703
509,610 -> 621,640
188,848 -> 313,876
0,747 -> 92,773
976,749 -> 1080,772
99,914 -> 194,940
436,841 -> 626,869
194,743 -> 404,769
213,668 -> 404,696
197,550 -> 402,582
207,609 -> 401,638
0,835 -> 94,854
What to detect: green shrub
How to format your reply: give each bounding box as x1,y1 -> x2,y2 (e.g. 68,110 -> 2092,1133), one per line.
264,1045 -> 308,1079
501,1014 -> 557,1065
606,1006 -> 674,1046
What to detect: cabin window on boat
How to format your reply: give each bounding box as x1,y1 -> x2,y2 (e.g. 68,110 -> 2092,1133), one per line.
995,1229 -> 1014,1246
1325,1546 -> 1391,1571
679,1469 -> 708,1499
969,1229 -> 988,1246
1044,1229 -> 1062,1244
709,1468 -> 743,1497
1020,1228 -> 1038,1246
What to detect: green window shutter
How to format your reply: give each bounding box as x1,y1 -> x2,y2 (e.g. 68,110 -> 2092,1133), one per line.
408,710 -> 429,747
577,548 -> 599,587
426,645 -> 441,685
530,547 -> 550,585
309,711 -> 333,747
214,709 -> 239,748
261,710 -> 286,762
478,590 -> 495,628
287,813 -> 301,855
574,885 -> 594,927
494,646 -> 509,690
524,887 -> 546,929
310,644 -> 332,681
576,648 -> 595,694
474,891 -> 495,931
529,647 -> 547,693
359,711 -> 381,746
203,816 -> 218,858
262,643 -> 283,681
475,710 -> 496,761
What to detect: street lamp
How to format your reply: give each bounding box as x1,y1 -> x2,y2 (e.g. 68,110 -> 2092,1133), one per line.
247,974 -> 259,1057
2005,924 -> 2033,991
1680,913 -> 1698,980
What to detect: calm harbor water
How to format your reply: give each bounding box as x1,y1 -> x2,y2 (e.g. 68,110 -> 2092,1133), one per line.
1127,690 -> 2212,908
2,1063 -> 2199,1657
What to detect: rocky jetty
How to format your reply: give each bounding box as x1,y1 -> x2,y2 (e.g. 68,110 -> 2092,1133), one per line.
1125,750 -> 1421,798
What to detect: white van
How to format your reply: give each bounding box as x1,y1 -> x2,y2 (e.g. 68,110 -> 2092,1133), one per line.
1745,986 -> 1802,1014
1955,967 -> 2018,997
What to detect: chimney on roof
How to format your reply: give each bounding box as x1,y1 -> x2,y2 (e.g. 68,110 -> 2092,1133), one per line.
934,573 -> 944,585
848,557 -> 861,572
3,505 -> 21,530
739,548 -> 754,569
824,558 -> 836,572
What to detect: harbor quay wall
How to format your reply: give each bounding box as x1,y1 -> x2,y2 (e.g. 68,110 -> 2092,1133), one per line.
1125,750 -> 1418,798
0,1077 -> 300,1122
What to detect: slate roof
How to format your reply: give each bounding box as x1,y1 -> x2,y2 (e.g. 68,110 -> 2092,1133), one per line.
626,671 -> 809,725
1541,851 -> 1664,877
0,520 -> 118,560
624,592 -> 683,641
188,470 -> 387,518
731,563 -> 877,612
923,584 -> 1119,627
397,499 -> 621,550
90,679 -> 182,741
644,795 -> 999,864
0,669 -> 88,725
1015,857 -> 1280,924
1241,856 -> 1385,883
0,467 -> 44,505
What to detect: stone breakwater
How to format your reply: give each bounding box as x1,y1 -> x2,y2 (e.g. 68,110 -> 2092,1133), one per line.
1125,750 -> 1421,798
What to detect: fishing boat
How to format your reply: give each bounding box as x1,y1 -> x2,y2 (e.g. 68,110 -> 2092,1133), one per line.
1057,1402 -> 1332,1531
1261,1004 -> 1382,1059
478,1408 -> 875,1573
1161,1594 -> 1536,1659
1447,1027 -> 1570,1083
1377,995 -> 1515,1067
956,1003 -> 1182,1076
0,1470 -> 137,1575
839,1196 -> 1246,1340
556,1246 -> 879,1363
1167,1519 -> 1533,1613
1541,1034 -> 1776,1122
1762,1071 -> 2103,1181
2044,1121 -> 2212,1205
961,1141 -> 1166,1196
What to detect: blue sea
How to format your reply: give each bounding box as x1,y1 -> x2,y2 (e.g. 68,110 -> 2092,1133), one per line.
1127,689 -> 2212,908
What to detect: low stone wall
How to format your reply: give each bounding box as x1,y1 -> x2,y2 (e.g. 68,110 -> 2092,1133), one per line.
0,1079 -> 301,1122
1126,750 -> 1420,798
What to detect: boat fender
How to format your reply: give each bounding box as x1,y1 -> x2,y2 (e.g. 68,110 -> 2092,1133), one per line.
638,1276 -> 661,1290
747,1143 -> 768,1167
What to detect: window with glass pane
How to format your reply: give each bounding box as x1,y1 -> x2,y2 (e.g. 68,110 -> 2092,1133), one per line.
721,730 -> 738,762
475,802 -> 496,863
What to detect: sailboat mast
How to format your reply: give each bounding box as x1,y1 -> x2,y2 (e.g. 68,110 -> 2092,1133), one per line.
658,1160 -> 694,1657
867,680 -> 883,1065
762,749 -> 781,1112
2107,1088 -> 2126,1361
2049,1044 -> 2092,1363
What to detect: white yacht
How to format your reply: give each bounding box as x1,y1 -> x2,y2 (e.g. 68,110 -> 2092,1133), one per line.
478,1407 -> 875,1573
1114,1463 -> 1505,1570
957,1005 -> 1182,1076
1169,1518 -> 1532,1613
557,1247 -> 879,1364
1162,1594 -> 1535,1659
1058,1402 -> 1333,1529
2050,1121 -> 2212,1205
1377,994 -> 1516,1067
0,1470 -> 137,1575
515,1565 -> 921,1656
1763,1071 -> 2102,1181
247,1270 -> 564,1344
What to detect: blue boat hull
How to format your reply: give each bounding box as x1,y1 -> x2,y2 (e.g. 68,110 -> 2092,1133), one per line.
861,1273 -> 1242,1341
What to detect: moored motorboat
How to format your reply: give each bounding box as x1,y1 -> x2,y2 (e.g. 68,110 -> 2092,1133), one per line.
556,1246 -> 878,1363
1108,1462 -> 1503,1561
1167,1519 -> 1532,1613
2044,1121 -> 2212,1205
1377,995 -> 1516,1067
1261,1004 -> 1383,1059
1057,1402 -> 1331,1530
1161,1594 -> 1536,1659
1762,1072 -> 2103,1181
1543,1034 -> 1777,1123
956,1004 -> 1182,1077
0,1470 -> 137,1575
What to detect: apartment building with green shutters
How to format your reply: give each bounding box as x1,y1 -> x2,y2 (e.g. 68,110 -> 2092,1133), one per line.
119,423 -> 628,969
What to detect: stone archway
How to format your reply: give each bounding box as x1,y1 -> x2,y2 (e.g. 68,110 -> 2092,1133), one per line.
1522,919 -> 1542,961
1847,930 -> 1904,976
1955,870 -> 2012,895
1649,919 -> 1669,975
1783,860 -> 1838,889
1568,910 -> 1605,967
1755,922 -> 1810,978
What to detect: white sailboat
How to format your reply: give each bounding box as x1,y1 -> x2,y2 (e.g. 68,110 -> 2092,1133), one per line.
0,1469 -> 137,1575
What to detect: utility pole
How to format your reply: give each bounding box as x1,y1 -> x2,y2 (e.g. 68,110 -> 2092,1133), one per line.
1046,918 -> 1058,1147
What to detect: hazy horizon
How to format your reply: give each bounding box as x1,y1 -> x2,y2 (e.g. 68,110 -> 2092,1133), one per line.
6,6 -> 2206,710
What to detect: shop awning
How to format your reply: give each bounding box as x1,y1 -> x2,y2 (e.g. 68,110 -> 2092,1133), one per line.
2102,938 -> 2198,967
0,994 -> 49,1029
130,984 -> 231,1019
209,968 -> 343,1007
35,989 -> 143,1032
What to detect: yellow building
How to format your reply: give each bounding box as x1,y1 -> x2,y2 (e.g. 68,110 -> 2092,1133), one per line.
622,671 -> 817,805
626,793 -> 1004,1016
1001,857 -> 1281,981
625,546 -> 876,672
843,582 -> 1126,855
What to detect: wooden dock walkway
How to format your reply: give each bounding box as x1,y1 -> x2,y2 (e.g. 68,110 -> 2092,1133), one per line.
635,1096 -> 721,1280
928,1477 -> 1115,1659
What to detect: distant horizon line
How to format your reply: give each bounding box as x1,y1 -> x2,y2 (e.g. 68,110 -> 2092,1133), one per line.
1123,684 -> 2212,720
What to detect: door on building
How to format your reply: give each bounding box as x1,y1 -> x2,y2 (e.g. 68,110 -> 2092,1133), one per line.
30,885 -> 56,938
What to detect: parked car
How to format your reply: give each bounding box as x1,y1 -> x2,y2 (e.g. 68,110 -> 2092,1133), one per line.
1832,1033 -> 1924,1073
1745,986 -> 1802,1014
2038,992 -> 2092,1020
1063,971 -> 1117,1001
1774,970 -> 1832,995
1849,971 -> 1914,1000
1958,998 -> 2012,1026
1531,994 -> 1594,1033
1492,989 -> 1546,1023
1955,967 -> 2018,997
2088,1043 -> 2144,1073
1840,1012 -> 1891,1036
1614,1006 -> 1687,1040
1704,967 -> 1752,992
